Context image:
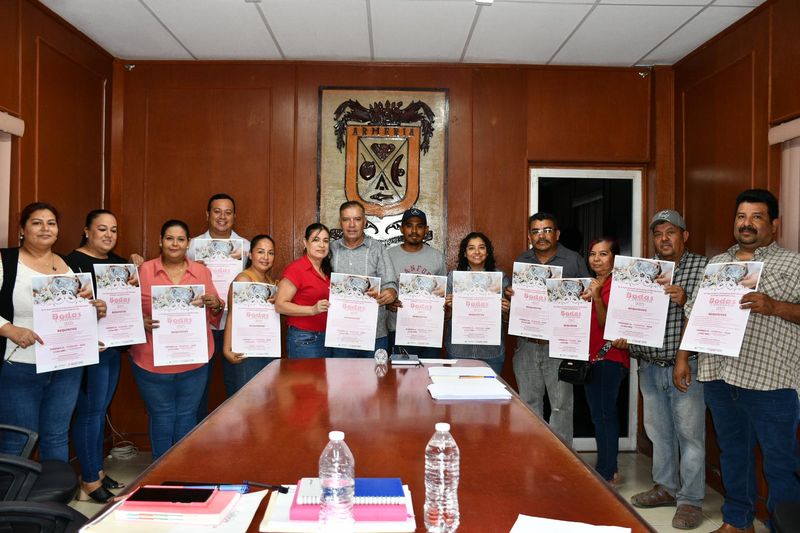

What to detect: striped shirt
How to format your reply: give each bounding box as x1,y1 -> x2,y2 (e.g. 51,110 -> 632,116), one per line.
630,251 -> 707,363
686,241 -> 800,391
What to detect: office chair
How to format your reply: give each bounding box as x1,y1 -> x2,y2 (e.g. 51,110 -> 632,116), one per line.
0,501 -> 88,533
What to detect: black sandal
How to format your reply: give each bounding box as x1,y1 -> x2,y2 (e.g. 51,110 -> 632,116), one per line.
101,475 -> 125,490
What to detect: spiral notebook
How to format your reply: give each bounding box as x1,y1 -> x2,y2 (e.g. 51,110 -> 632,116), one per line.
290,478 -> 407,522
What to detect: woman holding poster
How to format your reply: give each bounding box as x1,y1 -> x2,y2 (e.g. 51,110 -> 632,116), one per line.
0,203 -> 106,462
444,232 -> 510,374
585,237 -> 630,485
222,234 -> 277,394
130,220 -> 223,460
275,223 -> 332,358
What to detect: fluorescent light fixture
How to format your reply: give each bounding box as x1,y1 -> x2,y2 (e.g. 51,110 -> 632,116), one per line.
476,0 -> 493,5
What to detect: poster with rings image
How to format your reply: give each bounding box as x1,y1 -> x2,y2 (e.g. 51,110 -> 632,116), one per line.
93,264 -> 145,348
395,273 -> 447,348
151,284 -> 208,366
231,282 -> 281,358
545,278 -> 592,360
603,256 -> 675,348
31,272 -> 99,373
191,239 -> 245,316
324,273 -> 381,351
508,263 -> 563,340
679,261 -> 763,357
451,271 -> 503,346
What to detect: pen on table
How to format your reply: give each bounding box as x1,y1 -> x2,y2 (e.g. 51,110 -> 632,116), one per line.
245,481 -> 289,493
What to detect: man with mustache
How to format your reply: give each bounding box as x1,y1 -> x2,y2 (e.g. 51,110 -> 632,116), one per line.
674,189 -> 800,533
510,212 -> 589,446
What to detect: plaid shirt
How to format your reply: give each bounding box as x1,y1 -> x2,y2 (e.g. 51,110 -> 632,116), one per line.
686,241 -> 800,391
630,251 -> 707,363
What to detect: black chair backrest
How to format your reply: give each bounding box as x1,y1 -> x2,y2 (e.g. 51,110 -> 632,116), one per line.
0,501 -> 88,533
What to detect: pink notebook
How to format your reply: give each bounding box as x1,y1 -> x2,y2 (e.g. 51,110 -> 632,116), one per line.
116,485 -> 240,525
289,479 -> 408,522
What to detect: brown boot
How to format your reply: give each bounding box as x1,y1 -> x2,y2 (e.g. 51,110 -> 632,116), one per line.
672,504 -> 703,530
630,485 -> 677,508
708,523 -> 754,533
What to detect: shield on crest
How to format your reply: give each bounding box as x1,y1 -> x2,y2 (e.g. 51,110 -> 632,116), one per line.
345,125 -> 420,217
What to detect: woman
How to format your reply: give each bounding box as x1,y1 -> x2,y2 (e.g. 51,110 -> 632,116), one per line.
275,223 -> 331,358
65,209 -> 128,502
585,237 -> 630,484
129,220 -> 223,460
444,232 -> 510,374
0,202 -> 106,461
222,234 -> 277,394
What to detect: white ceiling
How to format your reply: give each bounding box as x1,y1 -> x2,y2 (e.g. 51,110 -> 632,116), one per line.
40,0 -> 764,66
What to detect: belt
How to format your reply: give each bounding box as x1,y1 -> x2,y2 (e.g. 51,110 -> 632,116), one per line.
636,354 -> 697,367
522,338 -> 548,345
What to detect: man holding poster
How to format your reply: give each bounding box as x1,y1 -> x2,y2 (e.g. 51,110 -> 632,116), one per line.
675,190 -> 800,533
510,213 -> 589,446
620,210 -> 708,530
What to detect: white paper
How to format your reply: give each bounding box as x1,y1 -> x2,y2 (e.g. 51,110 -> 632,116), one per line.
510,514 -> 631,533
603,256 -> 674,348
32,273 -> 99,373
324,274 -> 380,351
450,271 -> 503,346
151,285 -> 209,366
428,366 -> 496,379
395,273 -> 447,348
231,282 -> 281,358
192,239 -> 245,307
545,278 -> 593,360
679,261 -> 763,357
427,380 -> 511,400
93,264 -> 146,348
508,262 -> 562,339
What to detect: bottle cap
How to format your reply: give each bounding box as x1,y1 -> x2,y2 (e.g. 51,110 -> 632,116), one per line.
435,422 -> 450,432
329,430 -> 345,441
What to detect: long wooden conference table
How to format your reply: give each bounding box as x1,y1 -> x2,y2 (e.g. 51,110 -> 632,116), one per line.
123,359 -> 653,532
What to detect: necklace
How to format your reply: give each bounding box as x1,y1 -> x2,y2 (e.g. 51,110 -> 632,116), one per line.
22,248 -> 56,272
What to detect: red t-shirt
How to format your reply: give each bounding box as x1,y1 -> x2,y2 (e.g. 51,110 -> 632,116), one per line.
589,276 -> 630,367
281,255 -> 330,332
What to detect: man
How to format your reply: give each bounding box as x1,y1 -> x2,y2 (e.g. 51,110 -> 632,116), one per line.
674,189 -> 800,533
386,208 -> 447,358
511,213 -> 589,445
626,210 -> 707,530
329,200 -> 398,357
188,193 -> 251,418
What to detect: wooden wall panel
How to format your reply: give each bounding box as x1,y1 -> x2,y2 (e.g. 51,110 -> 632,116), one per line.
770,0 -> 800,124
526,68 -> 651,163
0,0 -> 20,115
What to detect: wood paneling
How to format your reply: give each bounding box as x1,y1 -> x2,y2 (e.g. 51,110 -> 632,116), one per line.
526,68 -> 651,163
770,0 -> 800,124
0,0 -> 20,115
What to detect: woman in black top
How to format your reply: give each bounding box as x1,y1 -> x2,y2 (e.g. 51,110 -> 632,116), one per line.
65,209 -> 127,503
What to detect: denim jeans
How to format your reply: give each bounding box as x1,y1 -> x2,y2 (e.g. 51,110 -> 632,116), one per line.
0,362 -> 82,461
512,339 -> 574,445
222,356 -> 273,396
387,331 -> 442,359
704,380 -> 800,529
130,359 -> 207,460
584,359 -> 628,481
286,326 -> 329,359
196,329 -> 223,421
638,359 -> 705,507
329,336 -> 389,358
72,348 -> 121,482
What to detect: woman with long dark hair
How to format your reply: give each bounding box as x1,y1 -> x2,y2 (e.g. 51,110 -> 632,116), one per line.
444,232 -> 510,373
275,223 -> 332,358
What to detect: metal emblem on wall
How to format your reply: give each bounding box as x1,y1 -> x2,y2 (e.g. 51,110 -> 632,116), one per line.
319,88 -> 448,250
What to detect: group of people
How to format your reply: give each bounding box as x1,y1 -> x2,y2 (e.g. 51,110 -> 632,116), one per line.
0,188 -> 797,533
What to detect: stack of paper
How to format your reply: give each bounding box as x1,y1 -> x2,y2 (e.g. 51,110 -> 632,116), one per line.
427,379 -> 511,400
510,514 -> 632,532
427,367 -> 496,382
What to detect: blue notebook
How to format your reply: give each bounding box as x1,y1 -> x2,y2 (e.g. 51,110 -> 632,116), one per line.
295,477 -> 404,505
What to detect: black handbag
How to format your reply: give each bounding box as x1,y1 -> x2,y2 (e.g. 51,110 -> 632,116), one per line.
557,341 -> 613,385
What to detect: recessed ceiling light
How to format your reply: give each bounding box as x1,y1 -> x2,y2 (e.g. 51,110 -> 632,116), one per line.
476,0 -> 493,5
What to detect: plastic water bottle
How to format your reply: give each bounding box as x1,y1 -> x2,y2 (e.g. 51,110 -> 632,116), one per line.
424,422 -> 460,533
319,430 -> 355,533
374,348 -> 389,365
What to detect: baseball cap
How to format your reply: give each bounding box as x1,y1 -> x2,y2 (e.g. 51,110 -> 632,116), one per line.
649,209 -> 686,231
401,208 -> 427,225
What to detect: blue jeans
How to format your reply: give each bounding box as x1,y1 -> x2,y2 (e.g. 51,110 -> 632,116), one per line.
387,331 -> 442,359
584,359 -> 628,481
72,348 -> 121,482
0,362 -> 82,461
196,329 -> 223,421
704,380 -> 800,529
130,359 -> 207,460
222,356 -> 273,396
286,326 -> 329,359
512,339 -> 574,445
329,336 -> 389,358
638,359 -> 705,507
